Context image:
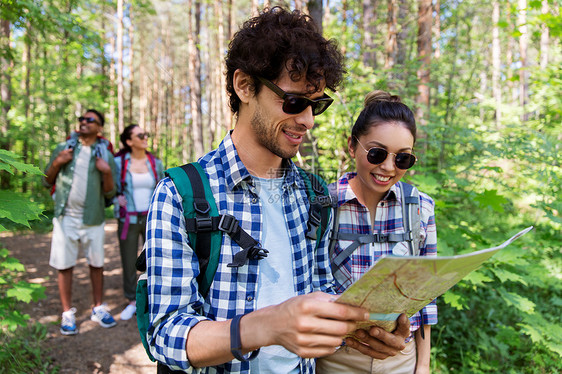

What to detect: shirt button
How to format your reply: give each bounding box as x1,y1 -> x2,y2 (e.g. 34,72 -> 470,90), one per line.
250,197 -> 258,204
246,296 -> 253,302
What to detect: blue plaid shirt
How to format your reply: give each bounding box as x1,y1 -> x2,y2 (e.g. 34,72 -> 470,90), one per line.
329,173 -> 438,338
145,133 -> 334,373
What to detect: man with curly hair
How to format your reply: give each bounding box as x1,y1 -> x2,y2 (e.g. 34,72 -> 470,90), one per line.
145,7 -> 409,373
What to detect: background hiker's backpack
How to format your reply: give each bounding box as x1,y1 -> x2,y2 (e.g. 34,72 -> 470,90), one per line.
329,180 -> 422,273
135,162 -> 333,362
50,132 -> 115,207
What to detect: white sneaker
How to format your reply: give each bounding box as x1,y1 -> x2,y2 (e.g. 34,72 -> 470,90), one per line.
120,303 -> 136,321
91,303 -> 117,328
60,307 -> 78,335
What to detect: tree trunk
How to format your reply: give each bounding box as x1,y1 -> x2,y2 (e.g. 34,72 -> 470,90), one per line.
117,0 -> 125,134
308,0 -> 323,34
128,9 -> 135,124
109,35 -> 117,145
416,0 -> 432,130
433,0 -> 440,59
22,23 -> 32,193
540,0 -> 549,69
252,0 -> 259,17
492,1 -> 501,126
518,0 -> 528,121
395,0 -> 409,72
1,19 -> 12,189
362,0 -> 378,68
228,0 -> 236,39
215,0 -> 230,138
188,0 -> 204,159
385,0 -> 398,69
506,8 -> 516,105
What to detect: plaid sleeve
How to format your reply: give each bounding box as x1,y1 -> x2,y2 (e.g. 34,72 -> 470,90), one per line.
145,177 -> 210,372
313,209 -> 336,294
418,192 -> 438,326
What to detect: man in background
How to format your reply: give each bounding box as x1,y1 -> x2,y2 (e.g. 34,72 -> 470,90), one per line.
44,109 -> 118,335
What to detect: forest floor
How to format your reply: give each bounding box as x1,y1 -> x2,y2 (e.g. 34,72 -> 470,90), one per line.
1,219 -> 157,373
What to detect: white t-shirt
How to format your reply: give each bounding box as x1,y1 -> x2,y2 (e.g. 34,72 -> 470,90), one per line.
131,171 -> 154,212
250,176 -> 299,374
65,145 -> 91,218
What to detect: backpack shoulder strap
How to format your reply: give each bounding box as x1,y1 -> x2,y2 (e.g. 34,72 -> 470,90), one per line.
330,182 -> 419,271
146,152 -> 158,181
166,162 -> 222,298
296,167 -> 333,249
399,181 -> 421,256
120,153 -> 128,193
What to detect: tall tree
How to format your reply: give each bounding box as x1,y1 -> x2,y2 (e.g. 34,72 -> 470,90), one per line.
415,0 -> 432,129
492,1 -> 501,126
117,0 -> 125,134
362,0 -> 378,68
518,0 -> 528,121
188,0 -> 204,159
128,8 -> 135,124
385,0 -> 398,69
307,0 -> 323,34
1,18 -> 12,188
540,0 -> 549,69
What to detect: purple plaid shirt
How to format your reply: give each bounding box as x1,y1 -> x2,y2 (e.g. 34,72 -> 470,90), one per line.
329,172 -> 438,336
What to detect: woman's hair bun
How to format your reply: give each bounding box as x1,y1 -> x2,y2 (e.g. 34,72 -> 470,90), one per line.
364,90 -> 403,107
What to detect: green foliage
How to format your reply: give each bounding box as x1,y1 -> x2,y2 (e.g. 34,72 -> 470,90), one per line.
0,150 -> 44,231
0,149 -> 50,370
0,323 -> 57,374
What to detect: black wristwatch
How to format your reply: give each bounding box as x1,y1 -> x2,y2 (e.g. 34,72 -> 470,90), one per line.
230,314 -> 259,362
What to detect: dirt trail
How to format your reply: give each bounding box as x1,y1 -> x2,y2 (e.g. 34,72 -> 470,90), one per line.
1,219 -> 157,373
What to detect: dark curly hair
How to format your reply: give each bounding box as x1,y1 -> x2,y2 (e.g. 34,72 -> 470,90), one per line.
225,6 -> 345,114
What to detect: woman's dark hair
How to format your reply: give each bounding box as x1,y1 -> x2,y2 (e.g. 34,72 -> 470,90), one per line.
350,91 -> 417,148
86,108 -> 105,127
118,124 -> 140,155
225,6 -> 345,114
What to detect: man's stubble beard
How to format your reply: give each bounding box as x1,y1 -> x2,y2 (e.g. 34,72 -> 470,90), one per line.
250,107 -> 299,160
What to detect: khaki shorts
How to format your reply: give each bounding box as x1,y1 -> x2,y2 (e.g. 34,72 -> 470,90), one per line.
316,338 -> 416,374
49,216 -> 105,269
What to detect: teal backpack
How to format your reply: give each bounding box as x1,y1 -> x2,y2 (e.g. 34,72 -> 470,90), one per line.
135,162 -> 333,361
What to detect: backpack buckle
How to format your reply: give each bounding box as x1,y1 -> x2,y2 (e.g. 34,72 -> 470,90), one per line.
373,233 -> 388,242
249,245 -> 269,260
195,217 -> 213,232
193,199 -> 211,215
218,214 -> 238,234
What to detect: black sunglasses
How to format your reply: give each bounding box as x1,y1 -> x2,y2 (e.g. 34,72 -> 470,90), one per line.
257,77 -> 334,116
135,132 -> 150,140
78,116 -> 100,125
355,137 -> 417,170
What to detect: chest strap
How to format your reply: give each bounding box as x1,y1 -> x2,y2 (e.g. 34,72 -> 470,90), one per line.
330,231 -> 412,269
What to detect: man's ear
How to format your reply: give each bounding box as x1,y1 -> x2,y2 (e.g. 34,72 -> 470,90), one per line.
233,69 -> 253,104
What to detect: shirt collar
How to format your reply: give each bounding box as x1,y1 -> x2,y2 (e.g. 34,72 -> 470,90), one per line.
337,172 -> 400,207
217,131 -> 300,192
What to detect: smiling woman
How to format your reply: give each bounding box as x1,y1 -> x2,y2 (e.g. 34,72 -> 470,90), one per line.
317,91 -> 437,374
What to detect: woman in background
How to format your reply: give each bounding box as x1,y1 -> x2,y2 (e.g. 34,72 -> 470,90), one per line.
114,124 -> 163,321
317,91 -> 437,374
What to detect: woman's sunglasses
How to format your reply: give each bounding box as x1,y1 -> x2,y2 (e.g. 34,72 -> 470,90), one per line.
78,116 -> 100,125
135,133 -> 150,140
355,137 -> 417,170
257,77 -> 334,116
